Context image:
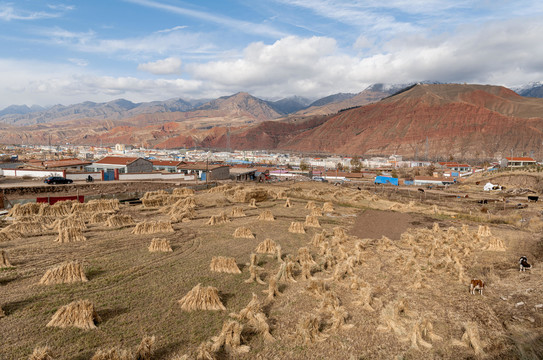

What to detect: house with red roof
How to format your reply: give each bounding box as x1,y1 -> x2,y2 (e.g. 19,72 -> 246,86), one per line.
505,157 -> 536,167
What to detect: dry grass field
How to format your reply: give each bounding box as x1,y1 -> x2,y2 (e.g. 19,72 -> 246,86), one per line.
1,181 -> 542,359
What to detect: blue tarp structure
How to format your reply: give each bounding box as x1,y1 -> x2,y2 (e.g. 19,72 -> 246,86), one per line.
451,172 -> 459,177
374,176 -> 399,186
404,180 -> 414,186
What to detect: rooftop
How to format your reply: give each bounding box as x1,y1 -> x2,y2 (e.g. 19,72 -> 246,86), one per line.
93,156 -> 143,165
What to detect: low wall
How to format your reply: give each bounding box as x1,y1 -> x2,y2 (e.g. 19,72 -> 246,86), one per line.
0,168 -> 64,178
66,172 -> 101,181
118,173 -> 195,181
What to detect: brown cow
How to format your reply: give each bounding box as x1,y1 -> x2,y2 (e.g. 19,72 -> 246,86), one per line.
470,279 -> 484,295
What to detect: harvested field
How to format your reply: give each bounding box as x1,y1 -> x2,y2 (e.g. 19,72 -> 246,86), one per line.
1,181 -> 542,359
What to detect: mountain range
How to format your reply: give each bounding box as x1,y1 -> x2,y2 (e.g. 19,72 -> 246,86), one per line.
1,82 -> 543,160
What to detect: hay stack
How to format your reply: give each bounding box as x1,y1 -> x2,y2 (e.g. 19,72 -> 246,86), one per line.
452,322 -> 485,356
234,226 -> 254,239
55,227 -> 87,243
207,212 -> 230,225
88,212 -> 112,224
210,256 -> 241,274
210,320 -> 250,355
50,216 -> 86,231
304,215 -> 321,228
289,222 -> 305,234
306,280 -> 328,298
230,293 -> 274,342
178,283 -> 226,311
143,190 -> 168,199
46,299 -> 100,329
29,346 -> 55,360
245,254 -> 265,284
106,214 -> 135,228
310,207 -> 323,217
263,277 -> 280,301
72,199 -> 120,213
322,202 -> 334,212
255,238 -> 278,254
132,221 -> 174,235
297,247 -> 317,266
173,188 -> 195,196
482,236 -> 506,251
39,200 -> 74,217
284,198 -> 292,208
376,298 -> 412,336
311,232 -> 326,247
232,189 -> 268,203
477,225 -> 492,237
276,260 -> 297,283
1,250 -> 12,268
40,261 -> 88,285
8,202 -> 45,217
296,315 -> 328,344
353,286 -> 376,312
249,198 -> 257,208
148,238 -> 173,252
4,221 -> 46,235
305,201 -> 316,210
257,210 -> 275,221
230,206 -> 246,218
91,335 -> 156,360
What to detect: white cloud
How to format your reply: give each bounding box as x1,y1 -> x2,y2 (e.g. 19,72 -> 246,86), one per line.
0,4 -> 62,21
68,58 -> 88,67
156,25 -> 188,33
138,57 -> 182,75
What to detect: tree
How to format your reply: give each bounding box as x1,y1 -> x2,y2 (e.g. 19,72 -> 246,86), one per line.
391,169 -> 399,178
336,163 -> 344,171
300,160 -> 310,171
350,156 -> 362,172
426,165 -> 436,176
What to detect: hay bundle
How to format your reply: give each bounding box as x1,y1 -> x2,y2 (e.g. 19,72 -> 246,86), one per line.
305,201 -> 316,210
230,293 -> 274,342
255,238 -> 278,254
310,207 -> 323,217
168,205 -> 195,223
29,346 -> 55,360
143,190 -> 168,199
276,244 -> 283,262
276,260 -> 296,283
304,215 -> 321,228
47,299 -> 100,329
148,238 -> 173,252
306,280 -> 328,298
249,198 -> 257,208
263,277 -> 280,300
51,215 -> 87,231
451,322 -> 485,356
180,197 -> 197,209
55,227 -> 87,243
39,200 -> 74,217
245,254 -> 265,284
8,202 -> 45,217
376,298 -> 412,336
106,214 -> 135,228
40,261 -> 88,285
210,256 -> 241,274
0,305 -> 4,318
257,210 -> 275,221
232,189 -> 268,203
432,222 -> 441,233
178,283 -> 226,311
207,212 -> 230,225
234,226 -> 254,239
477,225 -> 492,237
229,206 -> 246,218
288,222 -> 305,234
283,198 -> 292,208
210,320 -> 250,355
300,262 -> 313,281
329,306 -> 354,331
0,229 -> 21,242
296,315 -> 328,344
482,236 -> 506,251
4,221 -> 46,235
132,221 -> 174,235
1,250 -> 12,268
322,202 -> 334,212
311,232 -> 326,247
72,199 -> 120,213
91,335 -> 156,360
141,196 -> 168,208
297,247 -> 317,266
88,212 -> 112,224
173,187 -> 195,196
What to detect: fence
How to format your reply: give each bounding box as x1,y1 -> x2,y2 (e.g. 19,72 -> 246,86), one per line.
0,168 -> 65,178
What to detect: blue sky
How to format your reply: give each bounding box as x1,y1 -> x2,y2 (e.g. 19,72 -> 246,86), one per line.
1,0 -> 543,108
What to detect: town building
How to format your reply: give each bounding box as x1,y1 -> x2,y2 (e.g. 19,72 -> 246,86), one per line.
87,156 -> 153,174
177,163 -> 230,181
150,160 -> 185,173
229,167 -> 258,181
504,157 -> 536,167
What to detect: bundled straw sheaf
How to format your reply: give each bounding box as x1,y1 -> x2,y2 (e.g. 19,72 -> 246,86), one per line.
88,212 -> 112,224
40,261 -> 88,285
39,200 -> 75,217
210,256 -> 241,274
29,346 -> 55,360
304,215 -> 321,228
289,222 -> 305,234
0,229 -> 21,242
255,238 -> 278,254
91,335 -> 156,360
258,210 -> 275,221
310,207 -> 323,217
1,250 -> 12,268
7,202 -> 45,217
296,314 -> 328,344
173,187 -> 195,196
284,198 -> 292,207
305,201 -> 316,210
71,199 -> 120,213
207,212 -> 230,225
210,320 -> 250,355
55,227 -> 87,243
47,299 -> 101,330
322,202 -> 334,212
148,238 -> 173,252
106,214 -> 135,228
4,221 -> 47,235
178,283 -> 226,311
51,216 -> 86,231
230,293 -> 275,342
234,226 -> 255,239
132,221 -> 174,235
230,206 -> 246,218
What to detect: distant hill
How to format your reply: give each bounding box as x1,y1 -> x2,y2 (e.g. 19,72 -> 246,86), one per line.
514,82 -> 543,98
269,96 -> 312,115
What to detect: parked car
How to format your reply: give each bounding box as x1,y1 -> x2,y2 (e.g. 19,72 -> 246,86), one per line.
44,176 -> 73,185
312,177 -> 328,182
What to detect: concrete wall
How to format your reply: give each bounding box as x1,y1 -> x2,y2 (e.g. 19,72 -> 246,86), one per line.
0,168 -> 64,178
66,172 -> 101,181
208,166 -> 230,180
126,158 -> 153,173
119,173 -> 195,181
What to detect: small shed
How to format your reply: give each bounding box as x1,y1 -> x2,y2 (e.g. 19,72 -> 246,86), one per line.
177,163 -> 230,181
230,168 -> 258,181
